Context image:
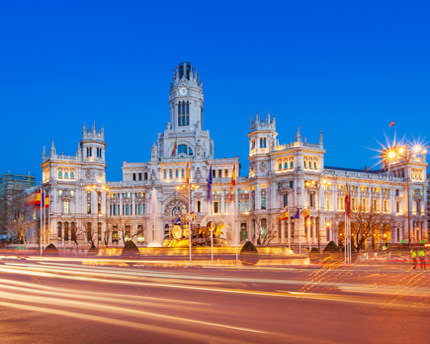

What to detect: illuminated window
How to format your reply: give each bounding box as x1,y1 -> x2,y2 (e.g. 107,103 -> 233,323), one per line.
63,200 -> 69,214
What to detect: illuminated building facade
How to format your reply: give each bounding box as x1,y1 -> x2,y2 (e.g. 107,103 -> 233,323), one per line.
40,62 -> 429,250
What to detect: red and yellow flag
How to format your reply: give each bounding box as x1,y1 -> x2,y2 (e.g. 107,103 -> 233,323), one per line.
303,207 -> 310,218
231,163 -> 236,186
185,160 -> 190,183
171,136 -> 178,157
388,121 -> 395,127
345,184 -> 351,218
279,210 -> 289,221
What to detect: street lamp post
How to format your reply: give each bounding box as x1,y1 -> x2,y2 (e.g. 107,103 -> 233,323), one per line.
385,143 -> 426,247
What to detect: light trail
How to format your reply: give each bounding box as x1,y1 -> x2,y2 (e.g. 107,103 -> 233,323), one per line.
0,300 -> 258,344
0,263 -> 429,311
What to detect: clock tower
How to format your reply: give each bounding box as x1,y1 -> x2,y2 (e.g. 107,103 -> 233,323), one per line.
157,62 -> 214,160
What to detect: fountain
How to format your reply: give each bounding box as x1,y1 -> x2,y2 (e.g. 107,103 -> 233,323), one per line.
148,188 -> 162,247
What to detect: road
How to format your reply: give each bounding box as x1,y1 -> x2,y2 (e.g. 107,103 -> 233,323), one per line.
0,256 -> 428,344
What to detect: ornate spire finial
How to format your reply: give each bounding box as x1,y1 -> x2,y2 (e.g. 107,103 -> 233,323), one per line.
50,140 -> 56,156
319,129 -> 323,146
295,126 -> 302,143
42,146 -> 46,159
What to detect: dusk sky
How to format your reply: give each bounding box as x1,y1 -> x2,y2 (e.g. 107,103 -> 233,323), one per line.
1,1 -> 429,182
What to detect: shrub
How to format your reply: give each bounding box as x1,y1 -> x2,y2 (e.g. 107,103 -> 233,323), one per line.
121,240 -> 140,257
87,244 -> 99,256
323,241 -> 339,253
43,243 -> 59,256
240,241 -> 259,265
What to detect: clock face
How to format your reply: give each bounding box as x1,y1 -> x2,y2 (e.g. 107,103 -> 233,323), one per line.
178,87 -> 187,96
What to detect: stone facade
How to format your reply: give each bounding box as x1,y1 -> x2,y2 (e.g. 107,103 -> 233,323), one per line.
40,62 -> 429,250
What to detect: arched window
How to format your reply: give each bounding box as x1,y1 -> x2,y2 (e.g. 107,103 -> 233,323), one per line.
164,170 -> 167,179
70,172 -> 75,179
278,163 -> 282,170
260,138 -> 266,148
176,169 -> 179,178
290,161 -> 294,168
64,222 -> 69,241
64,172 -> 68,179
178,144 -> 187,155
57,222 -> 62,241
181,169 -> 185,178
284,162 -> 288,169
58,171 -> 62,179
169,169 -> 173,179
314,162 -> 317,169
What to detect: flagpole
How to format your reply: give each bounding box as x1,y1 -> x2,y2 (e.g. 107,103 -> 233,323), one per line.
47,192 -> 50,249
235,177 -> 238,267
187,160 -> 192,267
40,188 -> 43,256
207,163 -> 213,265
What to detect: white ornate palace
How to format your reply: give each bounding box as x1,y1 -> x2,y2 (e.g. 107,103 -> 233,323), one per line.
40,62 -> 429,250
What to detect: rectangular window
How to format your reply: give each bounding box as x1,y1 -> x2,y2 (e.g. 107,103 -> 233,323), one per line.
283,194 -> 288,207
261,197 -> 266,210
64,201 -> 69,214
139,173 -> 142,181
214,202 -> 219,213
133,173 -> 136,181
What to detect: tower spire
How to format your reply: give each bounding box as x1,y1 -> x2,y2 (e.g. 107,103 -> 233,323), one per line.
50,141 -> 56,156
295,126 -> 302,143
319,129 -> 323,146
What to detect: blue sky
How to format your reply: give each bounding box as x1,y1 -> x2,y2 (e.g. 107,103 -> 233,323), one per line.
1,0 -> 429,182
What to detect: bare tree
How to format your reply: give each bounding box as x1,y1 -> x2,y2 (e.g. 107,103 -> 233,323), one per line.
253,216 -> 277,247
334,205 -> 398,251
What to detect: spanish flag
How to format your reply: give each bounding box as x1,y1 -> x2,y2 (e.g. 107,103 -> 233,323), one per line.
389,121 -> 395,127
303,207 -> 310,218
279,210 -> 289,221
171,136 -> 178,157
190,211 -> 195,221
23,191 -> 41,208
231,163 -> 236,186
185,160 -> 190,184
23,189 -> 49,208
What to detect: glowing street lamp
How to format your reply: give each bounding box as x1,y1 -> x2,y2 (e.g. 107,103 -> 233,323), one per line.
382,142 -> 426,247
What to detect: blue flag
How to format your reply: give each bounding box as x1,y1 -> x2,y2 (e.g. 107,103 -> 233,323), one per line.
207,164 -> 213,201
294,208 -> 300,219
